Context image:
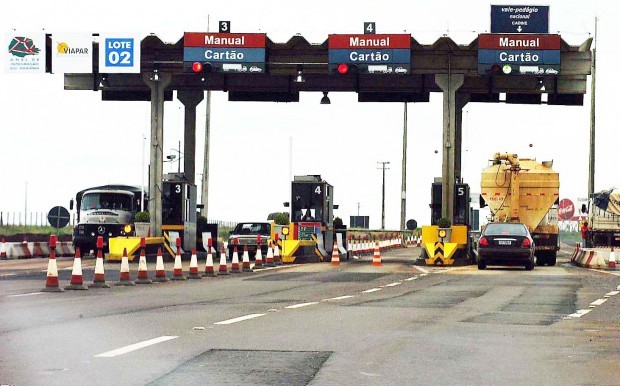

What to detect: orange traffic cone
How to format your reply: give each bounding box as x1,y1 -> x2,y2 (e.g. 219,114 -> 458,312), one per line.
254,236 -> 263,268
90,236 -> 110,288
204,240 -> 217,277
274,241 -> 282,266
172,239 -> 187,281
265,241 -> 275,267
231,240 -> 242,273
41,235 -> 63,292
135,238 -> 153,284
65,247 -> 88,290
331,241 -> 340,266
609,247 -> 616,269
116,247 -> 136,286
242,245 -> 253,272
153,247 -> 170,282
188,249 -> 202,279
0,237 -> 6,260
218,245 -> 229,275
372,242 -> 382,267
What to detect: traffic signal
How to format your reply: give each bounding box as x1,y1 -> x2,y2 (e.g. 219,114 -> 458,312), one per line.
184,61 -> 213,73
489,64 -> 512,75
336,63 -> 359,75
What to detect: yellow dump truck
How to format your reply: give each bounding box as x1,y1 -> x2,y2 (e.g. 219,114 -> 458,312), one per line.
480,153 -> 560,266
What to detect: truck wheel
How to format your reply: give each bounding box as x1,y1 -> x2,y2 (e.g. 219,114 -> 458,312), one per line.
477,262 -> 487,270
547,252 -> 557,266
536,256 -> 546,266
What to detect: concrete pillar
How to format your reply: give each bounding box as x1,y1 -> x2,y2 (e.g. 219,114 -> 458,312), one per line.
143,72 -> 172,237
200,91 -> 212,219
177,90 -> 204,185
435,74 -> 464,222
454,93 -> 470,183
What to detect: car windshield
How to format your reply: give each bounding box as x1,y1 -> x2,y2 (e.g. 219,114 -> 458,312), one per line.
484,223 -> 527,236
233,223 -> 271,236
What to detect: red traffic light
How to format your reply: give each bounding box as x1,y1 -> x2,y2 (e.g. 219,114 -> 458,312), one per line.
192,62 -> 203,73
337,63 -> 349,74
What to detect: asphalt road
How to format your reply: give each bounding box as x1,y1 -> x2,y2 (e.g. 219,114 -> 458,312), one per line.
1,245 -> 618,385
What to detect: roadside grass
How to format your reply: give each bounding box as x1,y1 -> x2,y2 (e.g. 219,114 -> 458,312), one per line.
0,225 -> 73,236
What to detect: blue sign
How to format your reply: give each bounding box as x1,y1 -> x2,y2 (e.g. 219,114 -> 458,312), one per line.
478,49 -> 560,65
491,5 -> 549,33
183,47 -> 265,63
328,49 -> 410,64
104,38 -> 135,67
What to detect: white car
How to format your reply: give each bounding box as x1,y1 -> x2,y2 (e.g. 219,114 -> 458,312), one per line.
249,66 -> 262,73
395,67 -> 407,74
545,68 -> 559,75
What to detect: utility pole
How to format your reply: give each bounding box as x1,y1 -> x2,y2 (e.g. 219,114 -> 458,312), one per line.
377,161 -> 390,230
588,17 -> 597,199
400,102 -> 408,232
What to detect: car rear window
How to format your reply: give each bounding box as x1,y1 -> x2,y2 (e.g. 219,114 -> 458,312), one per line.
484,223 -> 527,236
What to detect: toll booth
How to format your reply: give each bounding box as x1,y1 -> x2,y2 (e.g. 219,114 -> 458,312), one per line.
284,175 -> 335,262
420,178 -> 473,265
162,173 -> 197,253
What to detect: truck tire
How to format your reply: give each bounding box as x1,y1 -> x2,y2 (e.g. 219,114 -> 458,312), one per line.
547,252 -> 557,266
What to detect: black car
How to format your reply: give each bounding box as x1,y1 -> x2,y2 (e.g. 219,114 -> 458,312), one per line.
477,222 -> 535,270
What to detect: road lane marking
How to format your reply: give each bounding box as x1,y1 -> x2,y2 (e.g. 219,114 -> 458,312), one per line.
384,282 -> 401,287
324,295 -> 355,301
415,267 -> 430,274
604,291 -> 619,298
7,292 -> 43,298
589,298 -> 608,307
285,302 -> 319,309
567,309 -> 592,318
1,273 -> 17,277
94,336 -> 178,358
362,288 -> 382,293
214,314 -> 266,325
588,269 -> 620,277
404,277 -> 418,281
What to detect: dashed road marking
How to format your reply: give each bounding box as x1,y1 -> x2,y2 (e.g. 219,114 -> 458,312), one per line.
567,309 -> 592,318
94,336 -> 178,358
324,295 -> 355,301
285,302 -> 319,309
604,291 -> 619,298
362,288 -> 382,293
215,314 -> 266,325
404,277 -> 418,281
588,269 -> 620,277
0,273 -> 17,277
384,282 -> 401,287
589,298 -> 608,308
7,292 -> 43,298
415,267 -> 430,274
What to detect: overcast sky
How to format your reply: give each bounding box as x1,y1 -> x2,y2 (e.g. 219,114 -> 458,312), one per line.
1,0 -> 618,229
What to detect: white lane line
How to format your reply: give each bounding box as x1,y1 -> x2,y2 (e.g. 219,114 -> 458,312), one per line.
567,309 -> 592,318
362,288 -> 382,293
404,277 -> 418,281
384,282 -> 401,287
604,291 -> 619,298
415,267 -> 430,274
419,273 -> 429,277
94,336 -> 178,358
324,295 -> 355,301
285,302 -> 319,309
589,298 -> 608,307
7,292 -> 43,298
214,314 -> 266,325
0,273 -> 17,277
589,269 -> 620,277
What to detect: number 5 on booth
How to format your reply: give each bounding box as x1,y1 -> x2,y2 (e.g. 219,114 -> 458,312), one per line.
98,34 -> 141,73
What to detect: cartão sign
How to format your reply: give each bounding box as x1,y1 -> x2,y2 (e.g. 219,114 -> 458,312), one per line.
491,5 -> 550,33
98,34 -> 141,73
52,33 -> 93,73
4,32 -> 46,73
328,34 -> 411,74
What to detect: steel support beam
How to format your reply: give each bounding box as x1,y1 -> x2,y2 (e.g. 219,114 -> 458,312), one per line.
144,72 -> 172,237
435,73 -> 464,222
177,90 -> 204,185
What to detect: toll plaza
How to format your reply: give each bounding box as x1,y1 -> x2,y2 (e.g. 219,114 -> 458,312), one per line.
57,10 -> 592,238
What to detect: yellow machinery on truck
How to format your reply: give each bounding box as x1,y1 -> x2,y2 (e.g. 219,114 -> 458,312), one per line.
280,175 -> 338,263
479,153 -> 560,266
